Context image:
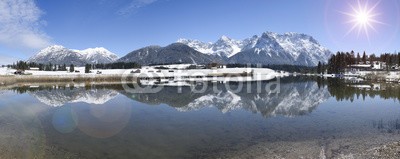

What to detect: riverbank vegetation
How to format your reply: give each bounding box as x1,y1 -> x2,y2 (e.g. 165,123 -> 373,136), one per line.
0,75 -> 137,86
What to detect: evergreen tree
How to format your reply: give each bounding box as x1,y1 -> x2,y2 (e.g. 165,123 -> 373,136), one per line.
398,53 -> 400,66
370,54 -> 376,64
317,61 -> 322,74
349,50 -> 355,64
356,52 -> 361,64
362,51 -> 367,64
85,64 -> 91,73
63,64 -> 67,71
14,61 -> 29,70
69,64 -> 75,72
39,64 -> 44,71
49,63 -> 53,71
328,54 -> 337,74
57,64 -> 66,71
45,64 -> 51,71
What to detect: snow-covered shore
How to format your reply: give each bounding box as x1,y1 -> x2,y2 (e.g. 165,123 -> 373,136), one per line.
1,67 -> 286,76
0,66 -> 287,86
0,67 -> 15,76
0,67 -> 130,76
341,71 -> 400,82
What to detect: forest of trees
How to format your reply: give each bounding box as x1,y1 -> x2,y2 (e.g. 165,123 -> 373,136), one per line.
224,51 -> 400,75
7,51 -> 400,75
226,63 -> 318,73
92,62 -> 141,69
8,61 -> 141,72
327,51 -> 400,73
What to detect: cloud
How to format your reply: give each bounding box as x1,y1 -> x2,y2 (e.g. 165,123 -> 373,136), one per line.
0,0 -> 51,50
117,0 -> 158,16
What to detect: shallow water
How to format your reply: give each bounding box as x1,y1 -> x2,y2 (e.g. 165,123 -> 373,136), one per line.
1,77 -> 400,158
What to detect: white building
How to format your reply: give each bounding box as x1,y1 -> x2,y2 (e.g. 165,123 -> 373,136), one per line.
372,61 -> 385,70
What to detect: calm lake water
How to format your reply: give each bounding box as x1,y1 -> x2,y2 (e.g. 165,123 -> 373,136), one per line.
1,77 -> 400,158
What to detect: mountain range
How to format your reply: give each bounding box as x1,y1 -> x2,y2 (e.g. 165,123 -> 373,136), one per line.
178,32 -> 332,66
118,43 -> 224,65
28,45 -> 119,66
28,31 -> 332,66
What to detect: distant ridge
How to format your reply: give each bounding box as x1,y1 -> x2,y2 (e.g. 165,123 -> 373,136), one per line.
29,31 -> 332,66
28,45 -> 118,66
118,43 -> 224,65
178,31 -> 332,66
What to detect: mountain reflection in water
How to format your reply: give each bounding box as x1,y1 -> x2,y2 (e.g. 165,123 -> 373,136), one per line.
10,77 -> 332,118
9,77 -> 400,118
2,77 -> 400,158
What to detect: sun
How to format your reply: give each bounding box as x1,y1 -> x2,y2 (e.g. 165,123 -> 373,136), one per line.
356,10 -> 369,24
341,0 -> 384,40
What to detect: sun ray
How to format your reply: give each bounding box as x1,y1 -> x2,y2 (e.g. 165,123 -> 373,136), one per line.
367,22 -> 378,33
370,19 -> 386,25
364,23 -> 370,40
357,23 -> 363,37
345,23 -> 360,37
367,0 -> 381,14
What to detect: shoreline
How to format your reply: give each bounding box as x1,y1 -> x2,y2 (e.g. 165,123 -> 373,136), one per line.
0,74 -> 137,86
0,67 -> 283,86
212,139 -> 400,159
309,71 -> 400,82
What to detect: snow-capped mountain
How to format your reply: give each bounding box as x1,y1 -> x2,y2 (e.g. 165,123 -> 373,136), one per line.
269,32 -> 332,66
28,45 -> 118,66
28,45 -> 85,66
178,35 -> 245,58
27,31 -> 330,67
118,43 -> 223,65
73,47 -> 119,64
178,31 -> 332,66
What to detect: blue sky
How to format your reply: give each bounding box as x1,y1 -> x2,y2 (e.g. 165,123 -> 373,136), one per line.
0,0 -> 399,64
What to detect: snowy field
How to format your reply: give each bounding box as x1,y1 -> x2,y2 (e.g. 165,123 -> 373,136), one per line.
0,67 -> 16,75
0,67 -> 129,76
0,65 -> 291,85
25,67 -> 129,76
0,65 -> 286,77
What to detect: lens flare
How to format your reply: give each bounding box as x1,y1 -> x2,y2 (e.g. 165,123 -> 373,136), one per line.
341,0 -> 385,40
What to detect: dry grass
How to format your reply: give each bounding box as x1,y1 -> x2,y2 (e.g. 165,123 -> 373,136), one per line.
364,73 -> 392,82
0,75 -> 137,86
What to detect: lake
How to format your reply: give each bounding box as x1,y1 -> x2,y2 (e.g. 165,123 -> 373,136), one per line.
1,77 -> 400,158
